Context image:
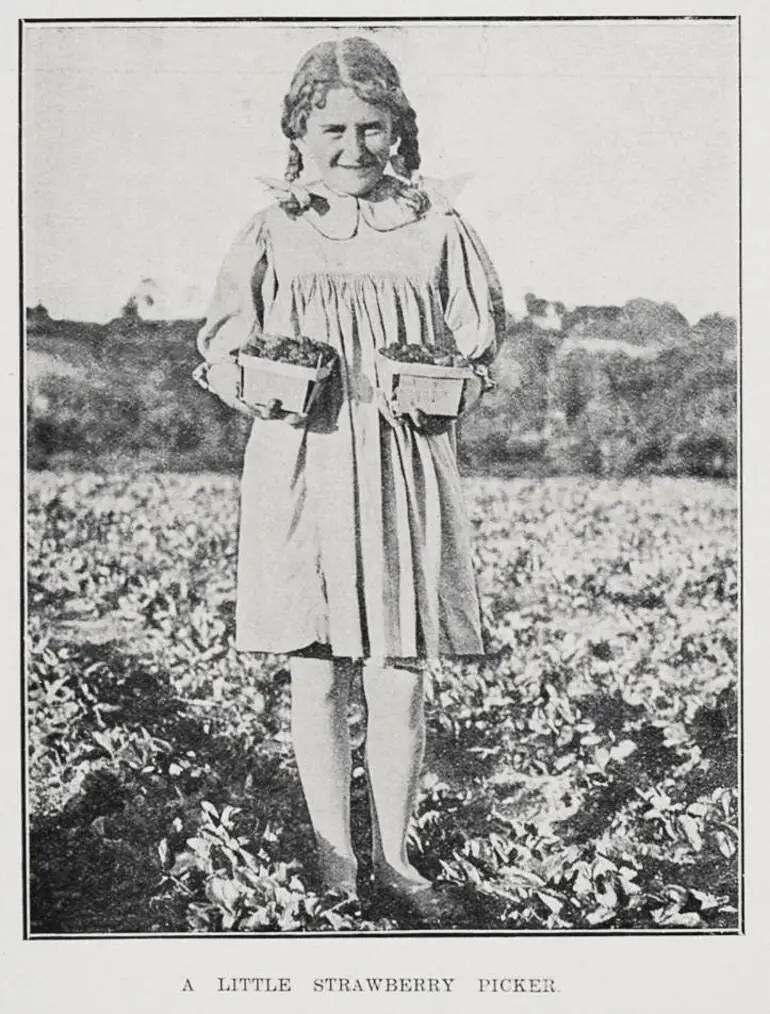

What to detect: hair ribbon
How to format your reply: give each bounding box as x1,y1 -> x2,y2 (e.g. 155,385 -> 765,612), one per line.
255,176 -> 314,211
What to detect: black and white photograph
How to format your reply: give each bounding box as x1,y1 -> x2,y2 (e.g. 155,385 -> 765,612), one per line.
20,11 -> 743,952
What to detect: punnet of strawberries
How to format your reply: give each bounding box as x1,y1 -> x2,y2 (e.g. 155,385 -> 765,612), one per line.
379,343 -> 471,368
240,335 -> 338,370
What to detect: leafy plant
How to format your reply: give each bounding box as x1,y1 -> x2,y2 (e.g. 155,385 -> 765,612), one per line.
27,473 -> 738,932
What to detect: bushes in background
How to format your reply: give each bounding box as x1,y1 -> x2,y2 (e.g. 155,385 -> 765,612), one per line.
27,300 -> 737,478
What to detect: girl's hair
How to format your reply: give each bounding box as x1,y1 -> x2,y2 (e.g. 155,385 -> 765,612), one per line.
281,36 -> 423,188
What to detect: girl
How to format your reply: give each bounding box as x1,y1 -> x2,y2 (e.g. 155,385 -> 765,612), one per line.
195,35 -> 506,916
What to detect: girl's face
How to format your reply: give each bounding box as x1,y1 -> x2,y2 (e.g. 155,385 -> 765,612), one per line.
297,87 -> 396,197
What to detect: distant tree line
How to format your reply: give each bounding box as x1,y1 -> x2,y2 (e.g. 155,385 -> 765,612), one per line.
457,295 -> 736,478
26,295 -> 736,478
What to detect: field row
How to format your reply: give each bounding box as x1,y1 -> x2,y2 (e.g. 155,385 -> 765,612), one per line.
27,474 -> 739,932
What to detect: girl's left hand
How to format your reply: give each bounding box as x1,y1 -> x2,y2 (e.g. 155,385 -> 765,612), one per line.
376,394 -> 456,435
376,374 -> 483,434
405,408 -> 456,435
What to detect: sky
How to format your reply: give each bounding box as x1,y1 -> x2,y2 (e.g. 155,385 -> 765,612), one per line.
23,20 -> 739,324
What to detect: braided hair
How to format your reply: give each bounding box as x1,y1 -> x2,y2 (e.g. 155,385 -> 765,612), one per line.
280,36 -> 428,212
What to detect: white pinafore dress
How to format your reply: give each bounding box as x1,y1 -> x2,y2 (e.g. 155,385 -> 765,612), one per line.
197,176 -> 506,661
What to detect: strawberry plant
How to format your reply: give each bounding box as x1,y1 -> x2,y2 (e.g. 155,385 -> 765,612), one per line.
26,473 -> 738,932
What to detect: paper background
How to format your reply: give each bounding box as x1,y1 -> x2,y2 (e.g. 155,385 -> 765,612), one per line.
4,2 -> 767,1012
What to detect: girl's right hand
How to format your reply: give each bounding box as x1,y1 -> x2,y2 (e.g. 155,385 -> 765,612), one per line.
194,360 -> 252,416
252,399 -> 307,428
195,361 -> 307,427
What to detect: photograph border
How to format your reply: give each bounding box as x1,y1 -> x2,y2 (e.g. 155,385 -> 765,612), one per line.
18,12 -> 744,942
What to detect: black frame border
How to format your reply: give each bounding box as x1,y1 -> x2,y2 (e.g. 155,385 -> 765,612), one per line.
18,13 -> 744,942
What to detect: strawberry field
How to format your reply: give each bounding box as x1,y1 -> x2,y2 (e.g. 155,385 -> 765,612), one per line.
26,472 -> 739,934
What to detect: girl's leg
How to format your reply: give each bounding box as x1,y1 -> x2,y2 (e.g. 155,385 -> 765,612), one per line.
290,654 -> 358,893
363,658 -> 430,889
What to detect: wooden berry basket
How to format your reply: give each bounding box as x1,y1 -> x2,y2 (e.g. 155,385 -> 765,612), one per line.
236,351 -> 333,416
375,348 -> 475,417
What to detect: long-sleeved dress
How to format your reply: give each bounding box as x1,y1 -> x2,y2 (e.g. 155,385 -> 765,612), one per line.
197,174 -> 506,661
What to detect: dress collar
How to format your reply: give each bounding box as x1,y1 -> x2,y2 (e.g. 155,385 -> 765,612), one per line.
257,173 -> 434,239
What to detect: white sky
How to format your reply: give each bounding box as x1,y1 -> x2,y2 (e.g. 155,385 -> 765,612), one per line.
23,20 -> 738,323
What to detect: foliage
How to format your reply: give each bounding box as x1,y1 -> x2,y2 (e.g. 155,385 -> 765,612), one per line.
27,320 -> 251,473
458,302 -> 736,479
26,298 -> 736,477
26,473 -> 738,933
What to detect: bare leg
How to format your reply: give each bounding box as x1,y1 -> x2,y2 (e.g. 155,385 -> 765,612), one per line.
290,655 -> 358,894
363,658 -> 430,889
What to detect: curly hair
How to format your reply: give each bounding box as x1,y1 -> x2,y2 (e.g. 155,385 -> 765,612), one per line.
280,36 -> 423,188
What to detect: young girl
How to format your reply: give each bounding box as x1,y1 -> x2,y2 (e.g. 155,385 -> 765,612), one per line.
195,35 -> 506,916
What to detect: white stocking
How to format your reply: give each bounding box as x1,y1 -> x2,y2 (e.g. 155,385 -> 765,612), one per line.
290,655 -> 358,892
363,658 -> 430,889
